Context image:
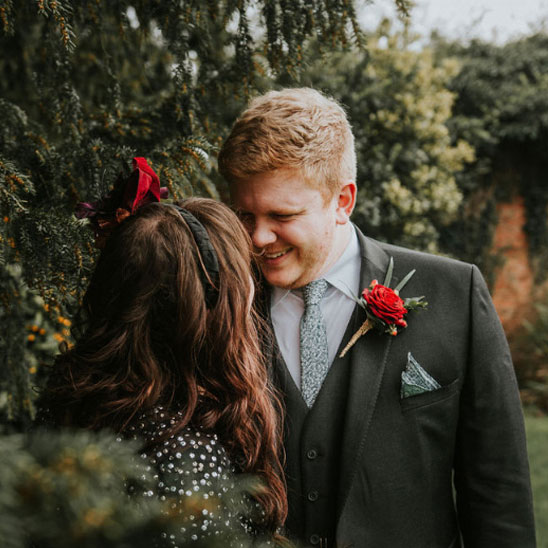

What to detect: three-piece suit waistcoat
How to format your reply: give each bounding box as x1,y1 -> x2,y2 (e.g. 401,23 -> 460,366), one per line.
272,307 -> 363,547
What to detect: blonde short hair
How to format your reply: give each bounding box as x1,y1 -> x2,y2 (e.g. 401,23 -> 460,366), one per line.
218,88 -> 356,197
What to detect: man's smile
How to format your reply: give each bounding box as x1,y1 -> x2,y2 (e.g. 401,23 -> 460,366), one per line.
262,248 -> 293,264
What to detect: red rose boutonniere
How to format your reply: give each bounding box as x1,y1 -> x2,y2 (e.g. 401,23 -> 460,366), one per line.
339,257 -> 427,357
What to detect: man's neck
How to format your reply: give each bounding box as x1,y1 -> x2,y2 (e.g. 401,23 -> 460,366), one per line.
319,222 -> 353,280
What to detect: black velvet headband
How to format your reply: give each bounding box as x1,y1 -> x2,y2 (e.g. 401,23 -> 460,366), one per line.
169,204 -> 220,309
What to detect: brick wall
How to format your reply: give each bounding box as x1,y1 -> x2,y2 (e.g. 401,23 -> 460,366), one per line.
491,196 -> 534,334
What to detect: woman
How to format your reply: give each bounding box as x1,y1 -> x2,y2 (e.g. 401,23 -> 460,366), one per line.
39,159 -> 287,545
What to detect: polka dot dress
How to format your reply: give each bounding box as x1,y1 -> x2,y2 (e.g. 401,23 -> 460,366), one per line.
125,406 -> 268,547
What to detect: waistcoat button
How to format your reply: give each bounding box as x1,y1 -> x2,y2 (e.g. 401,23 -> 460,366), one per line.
310,533 -> 320,545
306,448 -> 318,459
307,489 -> 319,501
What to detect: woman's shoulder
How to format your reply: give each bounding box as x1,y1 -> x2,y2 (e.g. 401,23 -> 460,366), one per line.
126,405 -> 232,471
125,406 -> 268,544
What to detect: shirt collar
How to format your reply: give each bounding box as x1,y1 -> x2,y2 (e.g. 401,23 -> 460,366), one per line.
323,225 -> 360,300
271,225 -> 361,308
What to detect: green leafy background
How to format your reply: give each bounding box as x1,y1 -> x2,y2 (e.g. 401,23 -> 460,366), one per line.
2,1 -> 548,545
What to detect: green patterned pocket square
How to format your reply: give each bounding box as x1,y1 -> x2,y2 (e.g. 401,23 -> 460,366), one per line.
400,352 -> 441,399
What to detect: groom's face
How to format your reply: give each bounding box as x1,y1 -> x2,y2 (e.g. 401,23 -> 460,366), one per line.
230,168 -> 347,289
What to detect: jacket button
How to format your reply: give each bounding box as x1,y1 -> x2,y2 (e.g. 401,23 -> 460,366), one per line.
307,490 -> 319,502
306,448 -> 318,460
310,533 -> 320,545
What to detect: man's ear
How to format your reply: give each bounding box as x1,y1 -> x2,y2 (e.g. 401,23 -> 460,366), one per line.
335,181 -> 357,224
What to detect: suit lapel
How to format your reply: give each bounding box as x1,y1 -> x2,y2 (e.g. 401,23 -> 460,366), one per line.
260,295 -> 308,537
258,288 -> 309,419
272,341 -> 309,416
336,231 -> 395,516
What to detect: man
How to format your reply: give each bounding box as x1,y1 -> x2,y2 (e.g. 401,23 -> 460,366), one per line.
218,88 -> 535,548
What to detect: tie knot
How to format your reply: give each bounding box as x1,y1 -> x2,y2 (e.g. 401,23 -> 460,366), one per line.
302,279 -> 328,307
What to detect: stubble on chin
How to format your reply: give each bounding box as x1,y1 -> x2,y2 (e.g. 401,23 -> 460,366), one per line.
260,241 -> 332,289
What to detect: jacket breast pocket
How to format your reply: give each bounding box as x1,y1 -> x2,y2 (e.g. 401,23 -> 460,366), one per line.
400,378 -> 460,413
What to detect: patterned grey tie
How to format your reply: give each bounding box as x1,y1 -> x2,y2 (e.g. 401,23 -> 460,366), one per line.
300,279 -> 329,408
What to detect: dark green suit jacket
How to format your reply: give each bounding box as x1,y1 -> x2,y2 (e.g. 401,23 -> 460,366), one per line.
268,229 -> 535,548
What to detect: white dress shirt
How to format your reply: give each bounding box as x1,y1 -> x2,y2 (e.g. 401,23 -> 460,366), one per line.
270,226 -> 362,389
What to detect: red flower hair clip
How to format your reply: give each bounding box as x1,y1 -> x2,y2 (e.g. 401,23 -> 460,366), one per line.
75,158 -> 168,248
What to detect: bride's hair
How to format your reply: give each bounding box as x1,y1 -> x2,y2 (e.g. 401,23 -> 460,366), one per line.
43,197 -> 287,531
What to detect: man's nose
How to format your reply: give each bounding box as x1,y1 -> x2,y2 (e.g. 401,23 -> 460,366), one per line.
251,220 -> 277,249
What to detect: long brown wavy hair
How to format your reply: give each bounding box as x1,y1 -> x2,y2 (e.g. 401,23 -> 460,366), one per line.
42,197 -> 287,532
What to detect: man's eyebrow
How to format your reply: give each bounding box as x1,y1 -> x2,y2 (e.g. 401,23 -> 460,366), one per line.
234,207 -> 306,216
270,207 -> 306,215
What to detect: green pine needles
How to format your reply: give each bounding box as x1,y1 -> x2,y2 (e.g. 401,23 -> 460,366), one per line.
1,0 -> 397,425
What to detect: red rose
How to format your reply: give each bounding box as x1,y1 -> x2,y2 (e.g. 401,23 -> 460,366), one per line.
362,282 -> 408,327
